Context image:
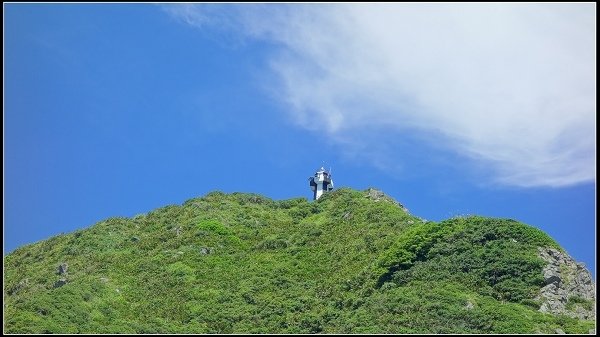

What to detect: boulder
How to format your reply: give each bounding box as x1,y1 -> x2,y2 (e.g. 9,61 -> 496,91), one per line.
54,278 -> 67,288
57,263 -> 68,275
8,278 -> 29,295
543,267 -> 561,286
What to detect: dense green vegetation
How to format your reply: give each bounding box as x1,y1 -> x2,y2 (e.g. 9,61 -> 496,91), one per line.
3,188 -> 594,333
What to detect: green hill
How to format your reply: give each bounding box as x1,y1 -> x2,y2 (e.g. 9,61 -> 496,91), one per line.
3,188 -> 596,334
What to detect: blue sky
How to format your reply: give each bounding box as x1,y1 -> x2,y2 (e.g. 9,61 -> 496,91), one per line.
4,4 -> 596,277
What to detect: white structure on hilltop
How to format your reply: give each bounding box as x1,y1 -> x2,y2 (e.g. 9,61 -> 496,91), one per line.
309,167 -> 334,200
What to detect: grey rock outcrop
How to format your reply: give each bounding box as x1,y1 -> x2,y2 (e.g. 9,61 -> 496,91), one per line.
54,278 -> 67,288
537,247 -> 595,319
364,188 -> 409,213
58,263 -> 68,275
8,278 -> 29,295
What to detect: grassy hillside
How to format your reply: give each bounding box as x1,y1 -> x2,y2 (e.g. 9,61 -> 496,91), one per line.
3,188 -> 595,333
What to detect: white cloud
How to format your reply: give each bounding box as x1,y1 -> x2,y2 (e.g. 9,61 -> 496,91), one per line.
166,4 -> 596,187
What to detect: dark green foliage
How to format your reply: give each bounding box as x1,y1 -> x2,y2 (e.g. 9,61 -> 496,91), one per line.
3,189 -> 593,334
376,216 -> 559,303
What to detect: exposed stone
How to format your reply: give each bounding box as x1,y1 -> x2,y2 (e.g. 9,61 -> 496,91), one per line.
555,328 -> 565,334
589,329 -> 595,334
544,267 -> 561,286
54,278 -> 67,288
537,247 -> 595,319
342,212 -> 352,220
364,188 -> 409,213
465,300 -> 474,310
58,263 -> 68,275
8,278 -> 29,295
366,188 -> 386,200
199,247 -> 211,255
100,277 -> 109,283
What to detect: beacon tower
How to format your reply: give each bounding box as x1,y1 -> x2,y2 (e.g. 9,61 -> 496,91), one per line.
309,167 -> 334,200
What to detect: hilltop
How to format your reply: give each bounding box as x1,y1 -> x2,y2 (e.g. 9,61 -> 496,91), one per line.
3,188 -> 596,333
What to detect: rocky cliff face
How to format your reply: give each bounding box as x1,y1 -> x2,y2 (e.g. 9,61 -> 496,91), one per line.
537,247 -> 595,320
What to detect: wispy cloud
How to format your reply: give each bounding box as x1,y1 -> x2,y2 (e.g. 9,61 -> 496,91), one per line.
166,4 -> 596,187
